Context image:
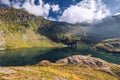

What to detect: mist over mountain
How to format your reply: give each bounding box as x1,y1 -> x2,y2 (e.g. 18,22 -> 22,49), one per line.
87,14 -> 120,43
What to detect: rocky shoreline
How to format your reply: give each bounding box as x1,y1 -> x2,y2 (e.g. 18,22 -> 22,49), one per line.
56,55 -> 105,67
37,55 -> 120,78
93,38 -> 120,53
0,54 -> 120,80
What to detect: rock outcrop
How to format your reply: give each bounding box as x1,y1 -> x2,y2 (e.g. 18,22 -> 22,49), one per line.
56,55 -> 106,67
93,38 -> 120,53
56,55 -> 120,77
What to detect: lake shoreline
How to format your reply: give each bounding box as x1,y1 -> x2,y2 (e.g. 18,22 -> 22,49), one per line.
0,56 -> 120,80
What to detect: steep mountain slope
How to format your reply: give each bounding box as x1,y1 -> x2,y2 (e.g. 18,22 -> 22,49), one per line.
0,7 -> 64,49
38,21 -> 90,47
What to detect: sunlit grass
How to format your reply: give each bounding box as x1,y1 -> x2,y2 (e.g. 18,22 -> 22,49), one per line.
0,64 -> 119,80
0,21 -> 64,49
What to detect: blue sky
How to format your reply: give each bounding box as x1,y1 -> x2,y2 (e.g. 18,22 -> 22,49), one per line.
0,0 -> 120,24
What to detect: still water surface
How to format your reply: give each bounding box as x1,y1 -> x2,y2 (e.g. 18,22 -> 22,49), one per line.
0,47 -> 120,66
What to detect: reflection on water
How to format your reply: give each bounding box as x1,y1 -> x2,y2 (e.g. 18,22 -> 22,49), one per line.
0,48 -> 50,66
0,47 -> 120,66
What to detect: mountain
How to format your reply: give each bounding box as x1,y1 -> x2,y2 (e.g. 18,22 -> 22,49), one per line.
0,7 -> 64,49
1,6 -> 120,50
0,7 -> 88,49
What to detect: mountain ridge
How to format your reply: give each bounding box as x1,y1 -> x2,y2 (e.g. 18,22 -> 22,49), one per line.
1,7 -> 120,49
0,7 -> 91,49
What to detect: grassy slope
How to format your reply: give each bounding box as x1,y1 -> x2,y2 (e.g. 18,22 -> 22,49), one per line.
0,7 -> 63,49
0,64 -> 119,80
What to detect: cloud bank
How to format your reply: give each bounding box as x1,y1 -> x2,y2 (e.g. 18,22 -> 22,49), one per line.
59,0 -> 110,24
0,0 -> 111,24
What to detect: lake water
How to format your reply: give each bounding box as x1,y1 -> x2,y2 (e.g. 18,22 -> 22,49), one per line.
0,47 -> 120,66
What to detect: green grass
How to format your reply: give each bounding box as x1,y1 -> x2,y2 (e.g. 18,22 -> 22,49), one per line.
111,65 -> 120,77
0,64 -> 119,80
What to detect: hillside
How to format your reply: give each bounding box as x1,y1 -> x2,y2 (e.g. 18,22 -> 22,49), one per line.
0,7 -> 65,49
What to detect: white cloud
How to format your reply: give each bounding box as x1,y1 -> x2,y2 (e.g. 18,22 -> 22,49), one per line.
48,17 -> 56,21
22,0 -> 50,17
12,1 -> 23,9
114,12 -> 120,16
51,4 -> 60,12
0,0 -> 51,18
59,0 -> 111,24
0,0 -> 11,6
0,0 -> 60,19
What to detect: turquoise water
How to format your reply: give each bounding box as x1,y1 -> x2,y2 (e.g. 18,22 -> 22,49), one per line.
0,47 -> 120,66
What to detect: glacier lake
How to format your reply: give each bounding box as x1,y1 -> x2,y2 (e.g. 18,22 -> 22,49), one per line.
0,47 -> 120,66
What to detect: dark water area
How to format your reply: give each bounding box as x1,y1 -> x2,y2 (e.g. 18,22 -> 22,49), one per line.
0,47 -> 120,66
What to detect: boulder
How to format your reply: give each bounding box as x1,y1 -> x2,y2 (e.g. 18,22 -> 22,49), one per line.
36,60 -> 52,66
